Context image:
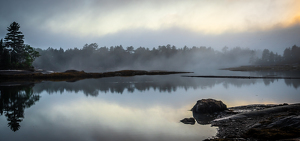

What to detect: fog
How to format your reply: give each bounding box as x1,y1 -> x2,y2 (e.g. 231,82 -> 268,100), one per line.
32,44 -> 265,72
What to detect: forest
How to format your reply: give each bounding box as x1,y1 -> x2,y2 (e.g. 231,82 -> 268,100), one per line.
1,22 -> 299,72
32,44 -> 300,72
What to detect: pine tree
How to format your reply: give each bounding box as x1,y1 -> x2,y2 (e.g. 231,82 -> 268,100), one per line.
0,39 -> 4,59
2,22 -> 40,69
4,22 -> 25,65
0,39 -> 11,69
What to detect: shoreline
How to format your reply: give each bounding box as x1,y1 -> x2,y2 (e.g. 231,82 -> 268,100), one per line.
182,75 -> 300,79
221,64 -> 300,71
0,70 -> 192,83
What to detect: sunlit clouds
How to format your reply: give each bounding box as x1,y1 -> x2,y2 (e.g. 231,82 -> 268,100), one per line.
1,0 -> 300,52
39,0 -> 300,36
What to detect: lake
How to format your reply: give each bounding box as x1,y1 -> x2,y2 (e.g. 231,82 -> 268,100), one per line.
0,70 -> 299,141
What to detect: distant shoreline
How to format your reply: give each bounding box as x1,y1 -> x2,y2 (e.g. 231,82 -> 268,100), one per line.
0,70 -> 192,83
183,75 -> 300,79
221,64 -> 300,71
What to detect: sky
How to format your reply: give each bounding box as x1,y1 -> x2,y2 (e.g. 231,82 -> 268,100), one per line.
1,0 -> 300,54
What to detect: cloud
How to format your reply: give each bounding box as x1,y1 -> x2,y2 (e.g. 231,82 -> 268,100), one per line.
0,0 -> 299,52
3,0 -> 299,36
38,0 -> 299,36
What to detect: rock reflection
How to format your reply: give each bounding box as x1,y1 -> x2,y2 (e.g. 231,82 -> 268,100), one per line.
192,112 -> 219,125
250,71 -> 300,77
0,84 -> 40,132
180,117 -> 195,125
32,75 -> 300,96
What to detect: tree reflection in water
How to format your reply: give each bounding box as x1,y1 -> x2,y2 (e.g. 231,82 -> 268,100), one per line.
0,84 -> 40,132
32,75 -> 300,96
1,72 -> 299,131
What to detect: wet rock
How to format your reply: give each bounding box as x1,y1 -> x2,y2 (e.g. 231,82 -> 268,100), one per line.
191,99 -> 227,113
180,117 -> 195,125
266,115 -> 300,128
209,104 -> 300,140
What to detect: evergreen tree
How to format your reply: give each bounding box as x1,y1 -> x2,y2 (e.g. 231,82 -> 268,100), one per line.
0,39 -> 4,64
2,22 -> 40,69
261,49 -> 270,64
23,45 -> 40,68
4,22 -> 25,64
0,39 -> 3,53
0,39 -> 11,69
269,51 -> 275,64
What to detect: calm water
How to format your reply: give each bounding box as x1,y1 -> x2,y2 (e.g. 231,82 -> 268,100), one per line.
0,71 -> 300,141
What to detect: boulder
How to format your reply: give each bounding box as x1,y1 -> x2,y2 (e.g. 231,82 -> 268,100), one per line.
191,99 -> 227,113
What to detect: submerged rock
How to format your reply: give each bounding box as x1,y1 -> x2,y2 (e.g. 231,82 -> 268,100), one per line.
180,117 -> 195,125
191,99 -> 227,113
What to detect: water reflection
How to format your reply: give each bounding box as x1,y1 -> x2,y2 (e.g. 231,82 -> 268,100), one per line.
0,73 -> 299,137
249,71 -> 300,77
0,84 -> 40,132
32,75 -> 300,96
285,79 -> 300,89
0,74 -> 300,134
248,71 -> 300,88
192,112 -> 219,125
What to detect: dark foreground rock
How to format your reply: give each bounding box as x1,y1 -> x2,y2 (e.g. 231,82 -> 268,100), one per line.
210,103 -> 300,140
242,115 -> 300,140
183,99 -> 300,140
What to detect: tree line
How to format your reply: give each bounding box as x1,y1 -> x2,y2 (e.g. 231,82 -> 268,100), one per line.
255,45 -> 300,65
33,44 -> 260,71
33,43 -> 300,72
1,22 -> 299,71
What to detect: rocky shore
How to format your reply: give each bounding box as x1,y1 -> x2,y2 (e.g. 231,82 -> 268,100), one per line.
181,99 -> 300,141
